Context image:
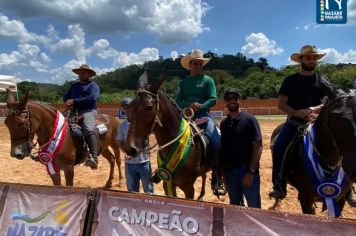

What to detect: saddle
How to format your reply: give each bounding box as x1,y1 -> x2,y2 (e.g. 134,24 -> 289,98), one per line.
190,117 -> 210,157
66,114 -> 109,164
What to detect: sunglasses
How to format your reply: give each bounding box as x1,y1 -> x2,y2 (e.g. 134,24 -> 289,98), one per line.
190,61 -> 203,66
225,96 -> 239,101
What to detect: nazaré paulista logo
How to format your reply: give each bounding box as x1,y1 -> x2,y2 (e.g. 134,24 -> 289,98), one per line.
317,0 -> 347,24
7,200 -> 71,236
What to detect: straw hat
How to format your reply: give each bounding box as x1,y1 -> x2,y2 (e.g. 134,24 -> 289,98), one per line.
72,64 -> 96,77
290,45 -> 326,63
181,49 -> 210,70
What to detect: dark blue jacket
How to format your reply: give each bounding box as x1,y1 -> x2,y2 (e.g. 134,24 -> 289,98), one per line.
63,81 -> 100,112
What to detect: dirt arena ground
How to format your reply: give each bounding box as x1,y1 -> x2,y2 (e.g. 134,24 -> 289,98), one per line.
0,120 -> 355,219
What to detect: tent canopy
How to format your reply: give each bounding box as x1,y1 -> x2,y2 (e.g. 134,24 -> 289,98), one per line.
0,75 -> 17,92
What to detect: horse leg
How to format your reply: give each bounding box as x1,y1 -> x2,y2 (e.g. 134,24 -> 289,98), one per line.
299,194 -> 316,214
337,197 -> 346,217
49,173 -> 61,186
182,184 -> 195,199
101,149 -> 116,188
63,167 -> 74,186
197,174 -> 206,201
112,145 -> 123,186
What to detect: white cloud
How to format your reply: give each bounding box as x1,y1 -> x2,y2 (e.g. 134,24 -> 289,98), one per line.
241,32 -> 283,57
319,48 -> 356,64
170,51 -> 179,60
113,48 -> 159,68
298,22 -> 320,31
0,0 -> 210,44
49,24 -> 87,60
0,13 -> 50,44
0,44 -> 50,72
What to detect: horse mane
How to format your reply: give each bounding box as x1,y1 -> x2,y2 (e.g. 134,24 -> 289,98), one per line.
158,90 -> 182,113
29,101 -> 58,114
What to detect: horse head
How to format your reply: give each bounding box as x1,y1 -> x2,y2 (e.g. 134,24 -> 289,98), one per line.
319,80 -> 356,181
4,89 -> 34,159
123,72 -> 166,157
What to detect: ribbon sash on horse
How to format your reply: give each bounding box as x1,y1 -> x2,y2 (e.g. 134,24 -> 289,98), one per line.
303,123 -> 348,217
157,118 -> 191,196
38,111 -> 68,175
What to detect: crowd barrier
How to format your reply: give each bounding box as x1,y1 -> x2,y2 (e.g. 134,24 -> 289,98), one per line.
1,182 -> 355,235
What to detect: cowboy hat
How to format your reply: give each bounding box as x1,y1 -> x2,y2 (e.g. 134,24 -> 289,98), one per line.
290,45 -> 326,63
181,49 -> 210,70
72,64 -> 96,77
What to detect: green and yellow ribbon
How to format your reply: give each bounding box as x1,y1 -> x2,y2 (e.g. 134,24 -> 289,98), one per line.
157,118 -> 191,197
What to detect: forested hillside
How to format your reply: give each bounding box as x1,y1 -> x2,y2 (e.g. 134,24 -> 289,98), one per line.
5,51 -> 356,104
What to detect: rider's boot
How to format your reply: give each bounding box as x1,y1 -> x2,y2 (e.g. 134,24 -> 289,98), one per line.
211,150 -> 226,197
84,133 -> 98,169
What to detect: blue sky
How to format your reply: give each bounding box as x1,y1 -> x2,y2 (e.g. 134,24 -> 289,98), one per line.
0,0 -> 355,84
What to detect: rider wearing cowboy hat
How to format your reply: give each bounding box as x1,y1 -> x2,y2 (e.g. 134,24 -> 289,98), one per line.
269,45 -> 329,199
176,49 -> 226,196
63,64 -> 100,169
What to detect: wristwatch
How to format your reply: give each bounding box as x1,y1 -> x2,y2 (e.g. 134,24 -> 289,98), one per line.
247,168 -> 256,174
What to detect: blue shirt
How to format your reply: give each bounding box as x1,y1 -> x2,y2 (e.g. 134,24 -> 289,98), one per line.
116,120 -> 150,164
63,81 -> 100,112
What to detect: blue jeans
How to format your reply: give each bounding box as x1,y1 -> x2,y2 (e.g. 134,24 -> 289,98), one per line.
224,165 -> 261,208
272,122 -> 299,192
125,162 -> 154,193
194,111 -> 221,150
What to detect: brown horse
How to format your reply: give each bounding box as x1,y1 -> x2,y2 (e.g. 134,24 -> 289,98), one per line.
270,85 -> 356,217
123,76 -> 211,200
4,89 -> 122,187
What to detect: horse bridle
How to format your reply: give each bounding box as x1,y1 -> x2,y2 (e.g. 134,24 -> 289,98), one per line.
132,89 -> 192,152
7,106 -> 35,148
313,95 -> 350,169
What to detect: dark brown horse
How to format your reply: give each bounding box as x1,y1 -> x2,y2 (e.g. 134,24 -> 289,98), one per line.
123,76 -> 211,200
4,89 -> 122,187
270,85 -> 356,216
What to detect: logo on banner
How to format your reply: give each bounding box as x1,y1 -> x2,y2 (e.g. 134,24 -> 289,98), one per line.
317,0 -> 347,24
7,200 -> 71,235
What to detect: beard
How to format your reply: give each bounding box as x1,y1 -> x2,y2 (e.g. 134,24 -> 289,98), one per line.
227,103 -> 239,112
301,62 -> 316,71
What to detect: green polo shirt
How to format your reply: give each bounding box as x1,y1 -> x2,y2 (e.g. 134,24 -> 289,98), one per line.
176,74 -> 217,111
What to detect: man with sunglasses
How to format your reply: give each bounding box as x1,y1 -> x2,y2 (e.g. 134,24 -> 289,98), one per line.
176,49 -> 225,196
220,88 -> 263,208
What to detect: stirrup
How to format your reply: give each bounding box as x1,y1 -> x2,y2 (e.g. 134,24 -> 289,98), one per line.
84,157 -> 98,170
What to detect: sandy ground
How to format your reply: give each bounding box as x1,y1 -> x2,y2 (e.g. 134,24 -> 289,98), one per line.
0,120 -> 355,219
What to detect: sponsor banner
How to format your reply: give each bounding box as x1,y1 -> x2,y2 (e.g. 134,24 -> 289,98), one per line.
94,190 -> 356,235
0,183 -> 89,236
225,207 -> 356,235
317,0 -> 347,24
94,190 -> 213,235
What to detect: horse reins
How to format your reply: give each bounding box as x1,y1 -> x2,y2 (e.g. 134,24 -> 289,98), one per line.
308,96 -> 346,170
134,89 -> 193,153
